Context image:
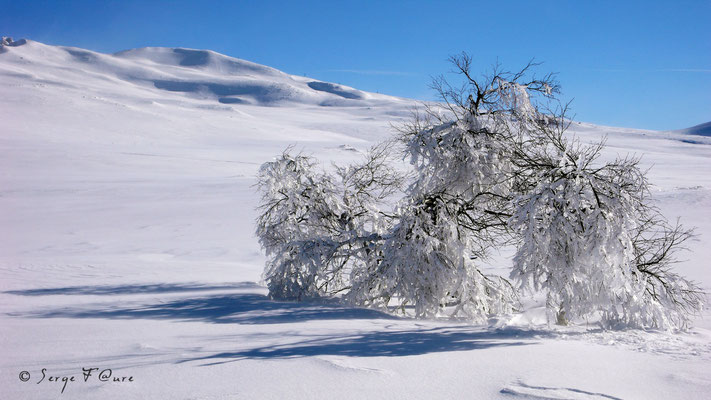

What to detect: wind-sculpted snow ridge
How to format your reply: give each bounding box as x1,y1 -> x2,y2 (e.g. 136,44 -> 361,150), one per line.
501,381 -> 623,399
0,39 -> 404,107
568,328 -> 711,361
113,47 -> 287,76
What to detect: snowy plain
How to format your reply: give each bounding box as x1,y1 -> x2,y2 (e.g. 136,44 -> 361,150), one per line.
1,38 -> 710,399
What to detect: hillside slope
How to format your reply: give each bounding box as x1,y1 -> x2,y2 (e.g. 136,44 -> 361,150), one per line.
675,121 -> 711,137
0,37 -> 404,107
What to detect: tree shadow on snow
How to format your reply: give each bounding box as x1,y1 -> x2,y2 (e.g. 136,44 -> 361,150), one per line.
8,291 -> 397,324
181,326 -> 536,364
4,282 -> 260,296
6,283 -> 553,361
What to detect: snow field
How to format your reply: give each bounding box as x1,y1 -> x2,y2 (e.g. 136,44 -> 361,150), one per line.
1,39 -> 710,399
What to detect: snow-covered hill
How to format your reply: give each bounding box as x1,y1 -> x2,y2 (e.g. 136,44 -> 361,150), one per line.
1,37 -> 404,107
1,39 -> 710,399
674,121 -> 711,137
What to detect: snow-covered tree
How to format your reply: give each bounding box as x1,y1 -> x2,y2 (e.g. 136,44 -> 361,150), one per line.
256,145 -> 404,300
508,131 -> 642,326
256,54 -> 703,329
347,196 -> 516,320
255,151 -> 342,299
507,114 -> 703,329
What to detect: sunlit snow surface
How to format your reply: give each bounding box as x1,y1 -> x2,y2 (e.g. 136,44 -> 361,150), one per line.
1,39 -> 710,399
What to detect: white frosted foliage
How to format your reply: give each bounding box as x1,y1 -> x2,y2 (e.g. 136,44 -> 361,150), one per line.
256,56 -> 703,329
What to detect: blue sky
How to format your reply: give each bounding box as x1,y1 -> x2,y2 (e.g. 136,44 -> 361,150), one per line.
2,0 -> 709,130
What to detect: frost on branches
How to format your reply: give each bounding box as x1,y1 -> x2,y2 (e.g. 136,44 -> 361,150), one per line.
255,54 -> 704,330
256,146 -> 403,300
508,130 -> 703,329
